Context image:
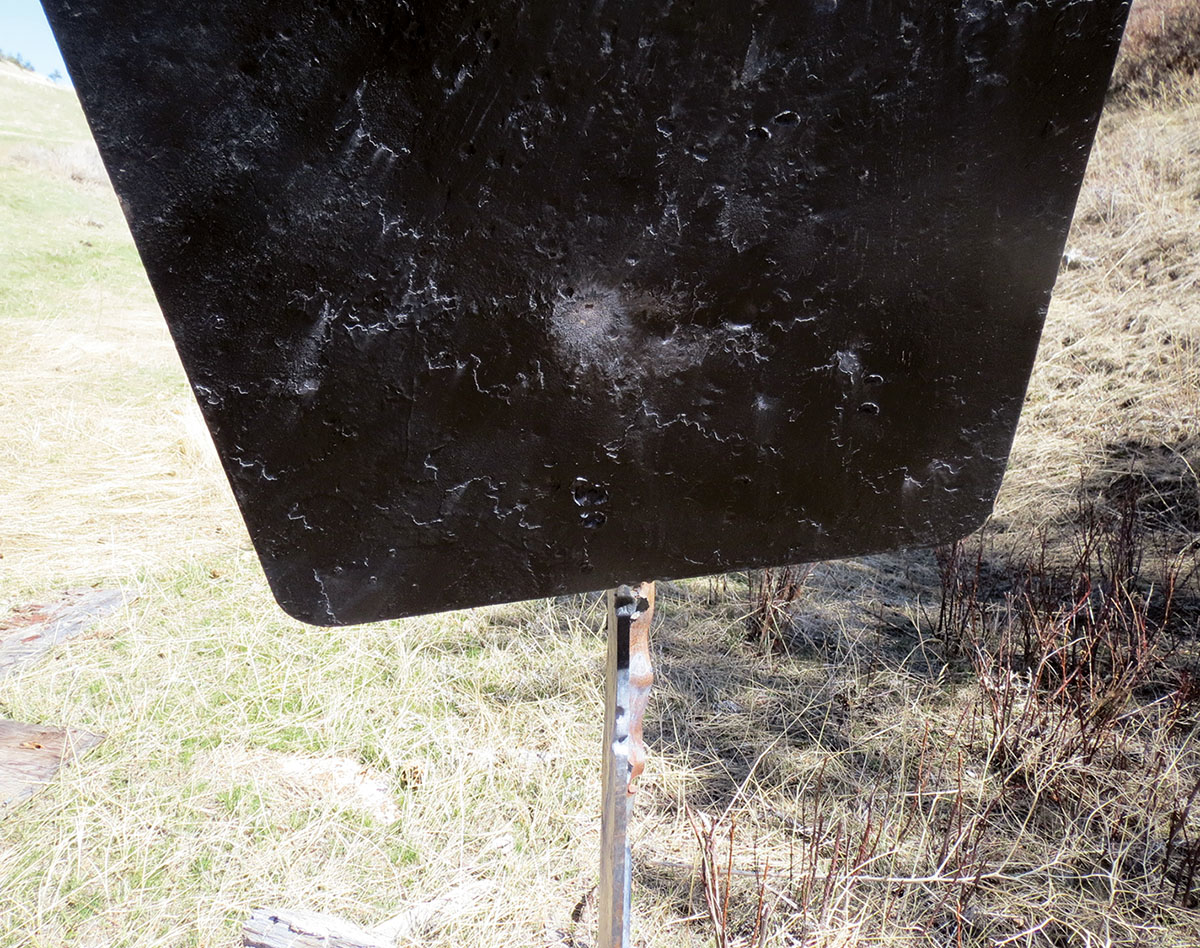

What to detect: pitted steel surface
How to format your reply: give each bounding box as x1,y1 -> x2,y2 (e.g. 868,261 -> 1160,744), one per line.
43,1 -> 1129,623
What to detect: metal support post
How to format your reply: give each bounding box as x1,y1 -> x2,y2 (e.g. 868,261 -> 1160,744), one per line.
598,581 -> 655,948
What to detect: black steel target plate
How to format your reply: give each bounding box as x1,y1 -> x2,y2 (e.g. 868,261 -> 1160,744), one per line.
42,1 -> 1128,624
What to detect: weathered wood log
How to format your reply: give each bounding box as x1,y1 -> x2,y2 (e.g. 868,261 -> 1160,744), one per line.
0,589 -> 124,680
244,880 -> 494,947
244,908 -> 391,948
372,880 -> 494,941
0,720 -> 104,813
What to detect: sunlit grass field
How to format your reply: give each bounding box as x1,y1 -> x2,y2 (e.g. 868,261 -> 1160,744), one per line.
2,57 -> 1199,948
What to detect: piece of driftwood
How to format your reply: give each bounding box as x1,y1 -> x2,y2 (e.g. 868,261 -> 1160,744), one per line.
245,880 -> 494,948
244,909 -> 392,948
0,719 -> 104,814
0,589 -> 124,679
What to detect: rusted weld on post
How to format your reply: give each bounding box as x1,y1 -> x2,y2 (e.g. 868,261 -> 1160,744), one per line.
599,582 -> 655,948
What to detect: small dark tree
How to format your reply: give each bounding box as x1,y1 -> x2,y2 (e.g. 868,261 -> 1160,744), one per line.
0,49 -> 36,72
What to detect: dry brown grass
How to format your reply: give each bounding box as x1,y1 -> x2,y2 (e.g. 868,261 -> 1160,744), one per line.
8,141 -> 109,188
994,83 -> 1200,561
0,308 -> 238,588
1112,0 -> 1200,99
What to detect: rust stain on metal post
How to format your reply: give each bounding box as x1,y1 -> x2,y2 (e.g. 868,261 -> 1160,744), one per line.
627,581 -> 654,793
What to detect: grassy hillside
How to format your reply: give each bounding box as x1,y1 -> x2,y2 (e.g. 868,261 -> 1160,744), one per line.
1,58 -> 1198,948
0,64 -> 237,599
